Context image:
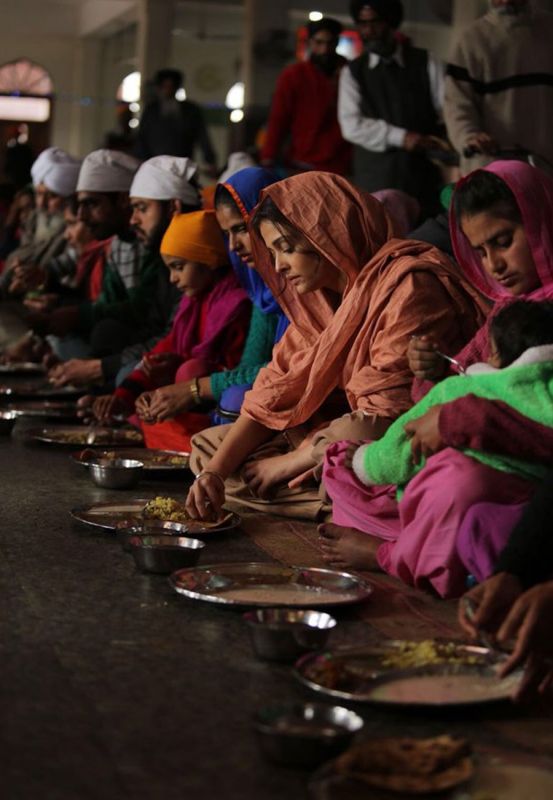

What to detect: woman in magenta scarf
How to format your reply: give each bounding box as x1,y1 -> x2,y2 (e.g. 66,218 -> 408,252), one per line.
113,209 -> 250,451
320,161 -> 553,598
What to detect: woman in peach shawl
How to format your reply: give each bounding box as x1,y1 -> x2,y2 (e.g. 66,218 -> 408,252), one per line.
186,172 -> 487,521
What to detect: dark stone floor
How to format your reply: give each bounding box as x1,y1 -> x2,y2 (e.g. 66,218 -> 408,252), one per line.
2,420 -> 317,800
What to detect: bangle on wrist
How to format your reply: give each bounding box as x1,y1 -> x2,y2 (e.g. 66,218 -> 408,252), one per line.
196,469 -> 225,490
189,377 -> 202,406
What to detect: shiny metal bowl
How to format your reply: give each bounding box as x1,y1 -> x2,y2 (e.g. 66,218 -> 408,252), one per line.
243,608 -> 337,662
0,411 -> 17,436
117,520 -> 190,552
89,458 -> 144,489
128,533 -> 205,574
254,702 -> 363,767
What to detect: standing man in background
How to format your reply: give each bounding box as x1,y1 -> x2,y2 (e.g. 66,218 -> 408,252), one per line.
260,17 -> 351,175
338,0 -> 444,214
444,0 -> 553,175
136,69 -> 217,173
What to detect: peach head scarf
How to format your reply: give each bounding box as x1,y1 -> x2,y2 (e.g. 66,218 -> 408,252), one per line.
241,171 -> 487,430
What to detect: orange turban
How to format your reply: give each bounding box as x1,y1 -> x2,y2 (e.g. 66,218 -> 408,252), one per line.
160,209 -> 228,268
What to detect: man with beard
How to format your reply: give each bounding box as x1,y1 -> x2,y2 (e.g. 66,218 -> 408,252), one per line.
444,0 -> 553,175
49,155 -> 202,389
260,17 -> 351,175
338,1 -> 444,213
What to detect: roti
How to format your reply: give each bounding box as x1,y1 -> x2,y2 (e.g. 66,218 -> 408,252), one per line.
336,735 -> 473,794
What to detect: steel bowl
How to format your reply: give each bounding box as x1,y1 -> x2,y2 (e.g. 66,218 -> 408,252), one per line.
243,608 -> 337,662
0,411 -> 17,436
128,534 -> 205,574
254,702 -> 363,767
117,520 -> 191,552
88,458 -> 144,489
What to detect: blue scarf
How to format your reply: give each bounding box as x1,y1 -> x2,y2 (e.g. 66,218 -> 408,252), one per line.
221,167 -> 289,342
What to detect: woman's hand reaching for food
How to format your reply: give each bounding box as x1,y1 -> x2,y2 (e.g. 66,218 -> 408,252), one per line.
137,383 -> 196,422
458,572 -> 523,638
186,471 -> 226,520
408,336 -> 447,380
496,582 -> 553,701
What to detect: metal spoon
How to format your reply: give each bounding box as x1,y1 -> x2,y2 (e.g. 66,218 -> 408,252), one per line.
462,596 -> 506,656
435,351 -> 466,375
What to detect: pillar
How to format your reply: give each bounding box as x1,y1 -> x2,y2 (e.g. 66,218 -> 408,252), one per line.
136,0 -> 176,101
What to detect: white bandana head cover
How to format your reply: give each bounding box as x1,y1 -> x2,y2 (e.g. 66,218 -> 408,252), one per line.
218,152 -> 257,184
76,149 -> 140,193
129,155 -> 200,204
31,147 -> 78,188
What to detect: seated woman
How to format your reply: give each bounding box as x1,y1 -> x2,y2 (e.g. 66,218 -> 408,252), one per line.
108,210 -> 251,451
320,162 -> 553,591
185,171 -> 487,522
210,167 -> 288,421
322,299 -> 553,598
105,167 -> 288,427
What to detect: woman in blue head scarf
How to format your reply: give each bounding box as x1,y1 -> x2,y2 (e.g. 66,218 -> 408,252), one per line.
210,166 -> 288,419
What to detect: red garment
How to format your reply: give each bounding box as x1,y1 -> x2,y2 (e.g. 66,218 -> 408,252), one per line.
260,59 -> 351,175
115,272 -> 249,410
77,238 -> 111,301
439,395 -> 553,463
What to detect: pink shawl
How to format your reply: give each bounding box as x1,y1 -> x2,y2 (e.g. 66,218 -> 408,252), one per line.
451,160 -> 553,366
170,271 -> 249,363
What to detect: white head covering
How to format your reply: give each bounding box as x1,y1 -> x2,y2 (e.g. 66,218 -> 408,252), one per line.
31,147 -> 76,187
129,156 -> 200,205
42,156 -> 82,198
76,149 -> 140,193
218,152 -> 257,184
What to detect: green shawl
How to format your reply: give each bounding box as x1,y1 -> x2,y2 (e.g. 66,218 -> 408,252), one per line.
359,359 -> 553,489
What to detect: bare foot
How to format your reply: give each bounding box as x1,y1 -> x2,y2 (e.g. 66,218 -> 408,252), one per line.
318,523 -> 382,571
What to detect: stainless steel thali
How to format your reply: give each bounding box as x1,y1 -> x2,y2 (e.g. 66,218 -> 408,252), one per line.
170,563 -> 373,608
0,362 -> 46,375
2,400 -> 78,419
25,425 -> 143,446
70,498 -> 241,535
0,381 -> 82,398
295,642 -> 521,706
71,447 -> 190,471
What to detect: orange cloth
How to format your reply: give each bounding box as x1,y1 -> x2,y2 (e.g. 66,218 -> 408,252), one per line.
242,171 -> 488,430
160,209 -> 228,268
142,412 -> 210,452
201,185 -> 216,210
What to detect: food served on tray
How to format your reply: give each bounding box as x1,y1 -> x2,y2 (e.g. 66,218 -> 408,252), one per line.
171,564 -> 373,608
102,450 -> 188,466
380,640 -> 482,670
302,640 -> 489,691
31,426 -> 143,445
334,735 -> 473,794
74,448 -> 189,470
143,496 -> 233,528
369,667 -> 520,705
215,585 -> 362,605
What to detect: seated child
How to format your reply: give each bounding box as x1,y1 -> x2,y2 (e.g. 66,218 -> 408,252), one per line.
320,300 -> 553,599
97,210 -> 251,451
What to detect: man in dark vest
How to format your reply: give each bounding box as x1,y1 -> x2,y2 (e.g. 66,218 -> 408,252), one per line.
338,0 -> 444,214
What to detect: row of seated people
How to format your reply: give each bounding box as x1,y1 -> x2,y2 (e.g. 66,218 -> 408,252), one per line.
1,147 -> 552,699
